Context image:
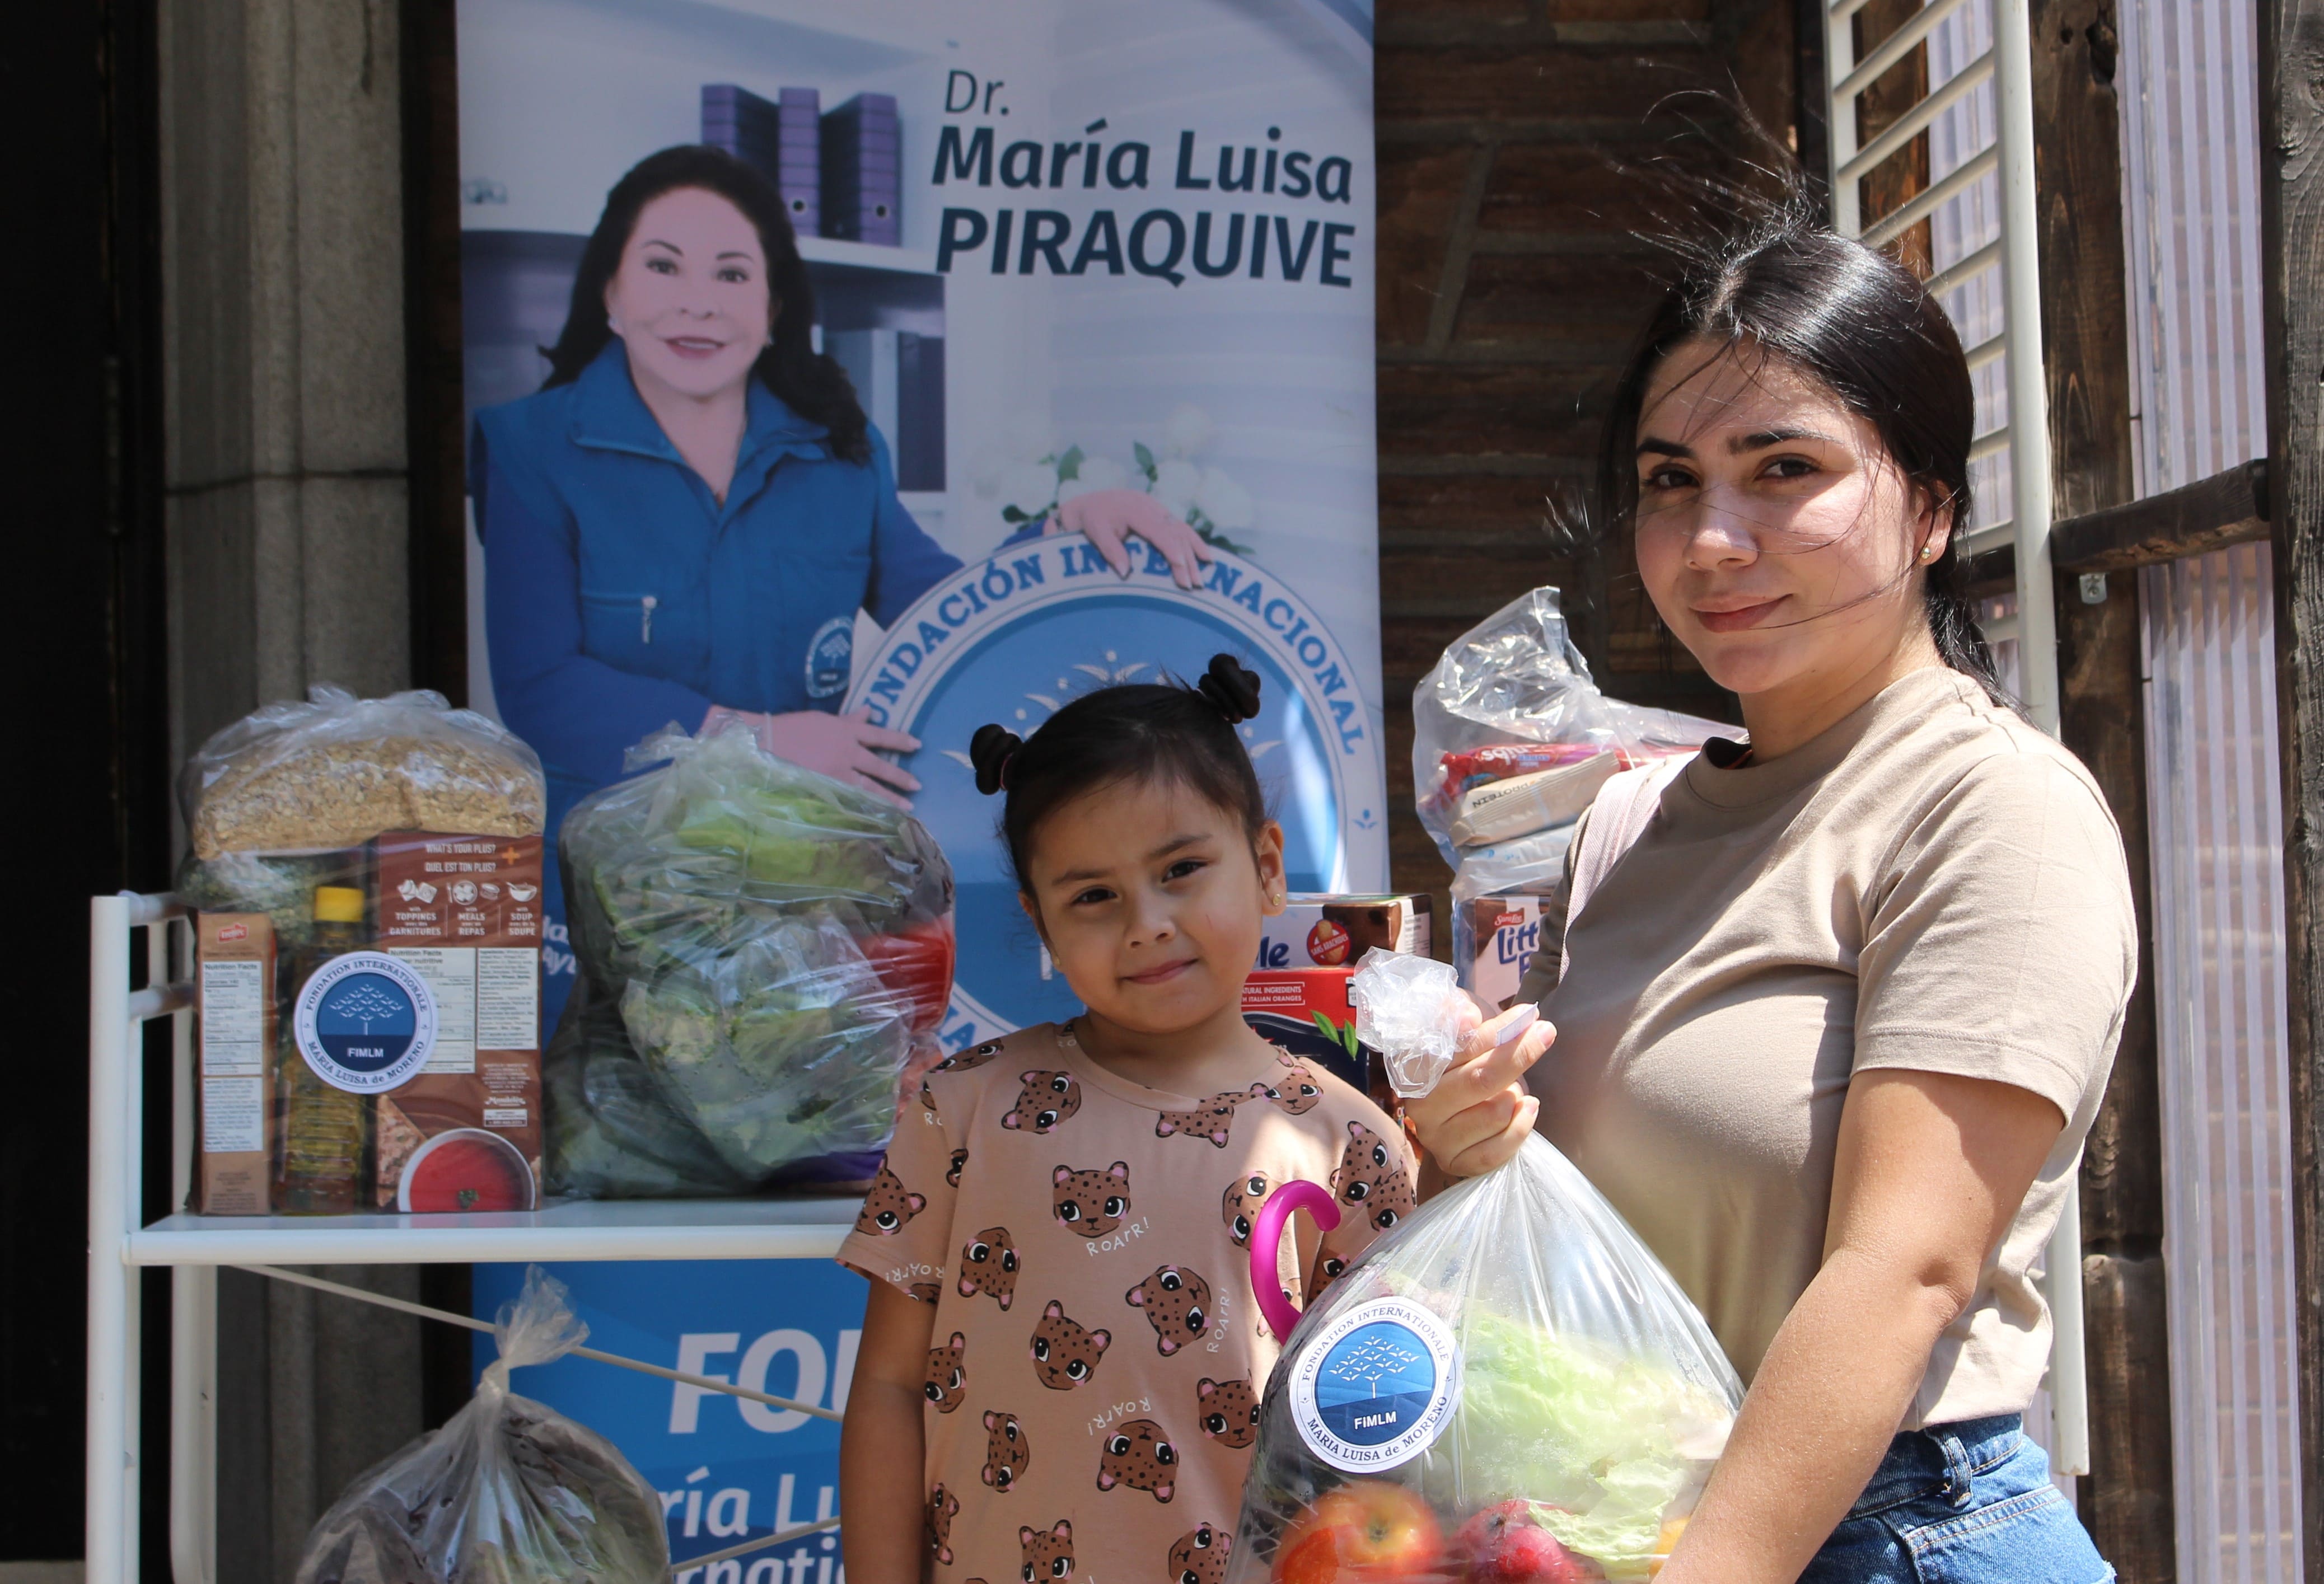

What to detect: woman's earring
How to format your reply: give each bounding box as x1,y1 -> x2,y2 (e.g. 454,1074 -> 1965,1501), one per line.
1920,544 -> 1937,561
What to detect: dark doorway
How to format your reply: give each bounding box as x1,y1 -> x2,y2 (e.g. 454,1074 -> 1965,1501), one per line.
0,0 -> 171,1568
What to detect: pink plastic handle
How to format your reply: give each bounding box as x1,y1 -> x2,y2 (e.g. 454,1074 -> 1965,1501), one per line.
1251,1179 -> 1343,1339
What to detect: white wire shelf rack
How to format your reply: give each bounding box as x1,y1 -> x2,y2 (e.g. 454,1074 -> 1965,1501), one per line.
86,891 -> 860,1584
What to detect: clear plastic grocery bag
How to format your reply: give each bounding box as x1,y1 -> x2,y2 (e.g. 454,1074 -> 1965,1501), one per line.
548,720 -> 955,1194
1412,588 -> 1722,902
180,685 -> 545,861
295,1266 -> 669,1584
1229,954 -> 1741,1584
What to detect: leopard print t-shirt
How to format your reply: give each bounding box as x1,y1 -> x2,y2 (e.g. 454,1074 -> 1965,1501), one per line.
838,1022 -> 1415,1584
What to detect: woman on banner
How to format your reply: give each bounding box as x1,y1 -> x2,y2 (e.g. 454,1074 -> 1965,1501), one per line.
1409,215 -> 2134,1582
470,146 -> 1212,1021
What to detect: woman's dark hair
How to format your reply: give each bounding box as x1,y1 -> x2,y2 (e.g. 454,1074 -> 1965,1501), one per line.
1597,214 -> 2003,700
540,144 -> 871,465
970,655 -> 1270,894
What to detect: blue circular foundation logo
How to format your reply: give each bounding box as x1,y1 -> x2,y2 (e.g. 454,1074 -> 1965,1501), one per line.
1290,1297 -> 1458,1472
292,951 -> 438,1094
845,542 -> 1387,1046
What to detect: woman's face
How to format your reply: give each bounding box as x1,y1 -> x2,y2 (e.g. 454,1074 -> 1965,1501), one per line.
604,187 -> 775,401
1630,338 -> 1948,702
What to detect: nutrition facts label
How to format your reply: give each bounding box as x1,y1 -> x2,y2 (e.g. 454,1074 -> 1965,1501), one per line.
390,946 -> 541,1067
202,1076 -> 264,1153
391,947 -> 478,1073
477,948 -> 539,1051
199,960 -> 266,1077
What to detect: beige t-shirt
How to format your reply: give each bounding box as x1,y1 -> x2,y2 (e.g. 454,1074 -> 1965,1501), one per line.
1522,665 -> 2134,1428
838,1023 -> 1414,1584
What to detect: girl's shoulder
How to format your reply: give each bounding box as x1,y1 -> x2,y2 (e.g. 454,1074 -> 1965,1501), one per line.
917,1023 -> 1065,1106
1249,1047 -> 1409,1166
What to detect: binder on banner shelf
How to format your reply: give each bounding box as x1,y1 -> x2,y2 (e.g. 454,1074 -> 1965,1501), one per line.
701,83 -> 821,232
821,92 -> 901,245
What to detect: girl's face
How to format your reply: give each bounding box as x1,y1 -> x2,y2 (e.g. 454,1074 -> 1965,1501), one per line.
1631,338 -> 1948,702
1021,777 -> 1285,1039
604,187 -> 775,401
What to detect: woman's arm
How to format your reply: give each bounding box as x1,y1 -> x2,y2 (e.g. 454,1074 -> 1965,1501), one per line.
840,1279 -> 937,1584
1656,1069 -> 2064,1584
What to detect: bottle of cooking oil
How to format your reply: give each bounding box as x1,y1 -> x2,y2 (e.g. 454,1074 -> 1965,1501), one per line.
275,885 -> 371,1213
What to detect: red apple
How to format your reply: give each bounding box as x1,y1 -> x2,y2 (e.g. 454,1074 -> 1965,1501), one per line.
1274,1482 -> 1447,1584
1448,1502 -> 1598,1584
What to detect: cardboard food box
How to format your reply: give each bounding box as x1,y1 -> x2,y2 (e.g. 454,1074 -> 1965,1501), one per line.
1458,894 -> 1557,1011
194,912 -> 278,1215
190,832 -> 545,1215
1256,893 -> 1433,969
1241,968 -> 1387,1109
371,832 -> 546,1212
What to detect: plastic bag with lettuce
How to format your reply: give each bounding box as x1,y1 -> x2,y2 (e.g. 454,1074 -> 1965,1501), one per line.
546,721 -> 954,1196
1226,950 -> 1740,1584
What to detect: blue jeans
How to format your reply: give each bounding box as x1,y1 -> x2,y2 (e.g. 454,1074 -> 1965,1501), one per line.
1800,1415 -> 2114,1583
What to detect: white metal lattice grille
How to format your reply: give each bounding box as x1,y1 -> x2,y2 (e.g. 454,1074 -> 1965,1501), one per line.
2140,545 -> 2302,1584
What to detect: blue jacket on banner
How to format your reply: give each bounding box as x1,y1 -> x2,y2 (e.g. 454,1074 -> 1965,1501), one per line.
471,340 -> 965,1030
471,339 -> 961,800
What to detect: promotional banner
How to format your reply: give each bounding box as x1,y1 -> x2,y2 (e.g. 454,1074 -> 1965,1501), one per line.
473,1259 -> 868,1580
456,0 -> 1383,1039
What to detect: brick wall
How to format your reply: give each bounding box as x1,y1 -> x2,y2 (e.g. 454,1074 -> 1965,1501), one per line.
1373,0 -> 1790,910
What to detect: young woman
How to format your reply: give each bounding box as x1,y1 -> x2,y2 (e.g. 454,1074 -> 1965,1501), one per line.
1410,221 -> 2134,1583
470,144 -> 1212,1024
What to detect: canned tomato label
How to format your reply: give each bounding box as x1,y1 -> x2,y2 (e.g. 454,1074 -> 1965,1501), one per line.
1289,1296 -> 1460,1472
293,950 -> 439,1093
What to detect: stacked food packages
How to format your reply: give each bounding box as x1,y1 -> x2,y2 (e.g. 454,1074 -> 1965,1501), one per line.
1242,894 -> 1434,1105
545,720 -> 955,1198
181,688 -> 549,1215
1411,589 -> 1723,1007
1228,953 -> 1742,1584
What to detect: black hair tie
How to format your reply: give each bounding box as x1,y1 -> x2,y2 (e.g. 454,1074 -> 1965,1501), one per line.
1197,654 -> 1263,724
970,723 -> 1024,795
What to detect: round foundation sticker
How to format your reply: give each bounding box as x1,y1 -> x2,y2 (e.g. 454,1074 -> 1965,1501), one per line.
293,952 -> 437,1094
1289,1297 -> 1460,1473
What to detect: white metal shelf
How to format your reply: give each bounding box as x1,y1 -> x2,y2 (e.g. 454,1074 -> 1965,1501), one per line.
85,890 -> 869,1584
130,1197 -> 855,1267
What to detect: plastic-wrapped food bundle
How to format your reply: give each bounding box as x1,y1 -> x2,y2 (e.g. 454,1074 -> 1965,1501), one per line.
176,687 -> 550,1216
1414,589 -> 1724,1004
183,685 -> 545,862
1228,952 -> 1741,1584
548,721 -> 955,1195
295,1266 -> 668,1584
1414,588 -> 1724,902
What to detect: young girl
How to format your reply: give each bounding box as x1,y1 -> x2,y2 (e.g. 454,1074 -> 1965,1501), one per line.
836,654 -> 1417,1584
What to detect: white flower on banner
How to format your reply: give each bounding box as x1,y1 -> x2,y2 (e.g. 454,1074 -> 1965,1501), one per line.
1162,403 -> 1215,458
1195,466 -> 1255,531
1002,461 -> 1062,518
1077,455 -> 1131,493
1149,457 -> 1203,517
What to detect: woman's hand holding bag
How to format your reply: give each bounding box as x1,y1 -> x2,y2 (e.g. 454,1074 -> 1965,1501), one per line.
1401,998 -> 1553,1180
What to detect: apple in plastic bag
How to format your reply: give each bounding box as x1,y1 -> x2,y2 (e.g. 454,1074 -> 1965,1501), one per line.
1449,1502 -> 1601,1584
1273,1482 -> 1445,1584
